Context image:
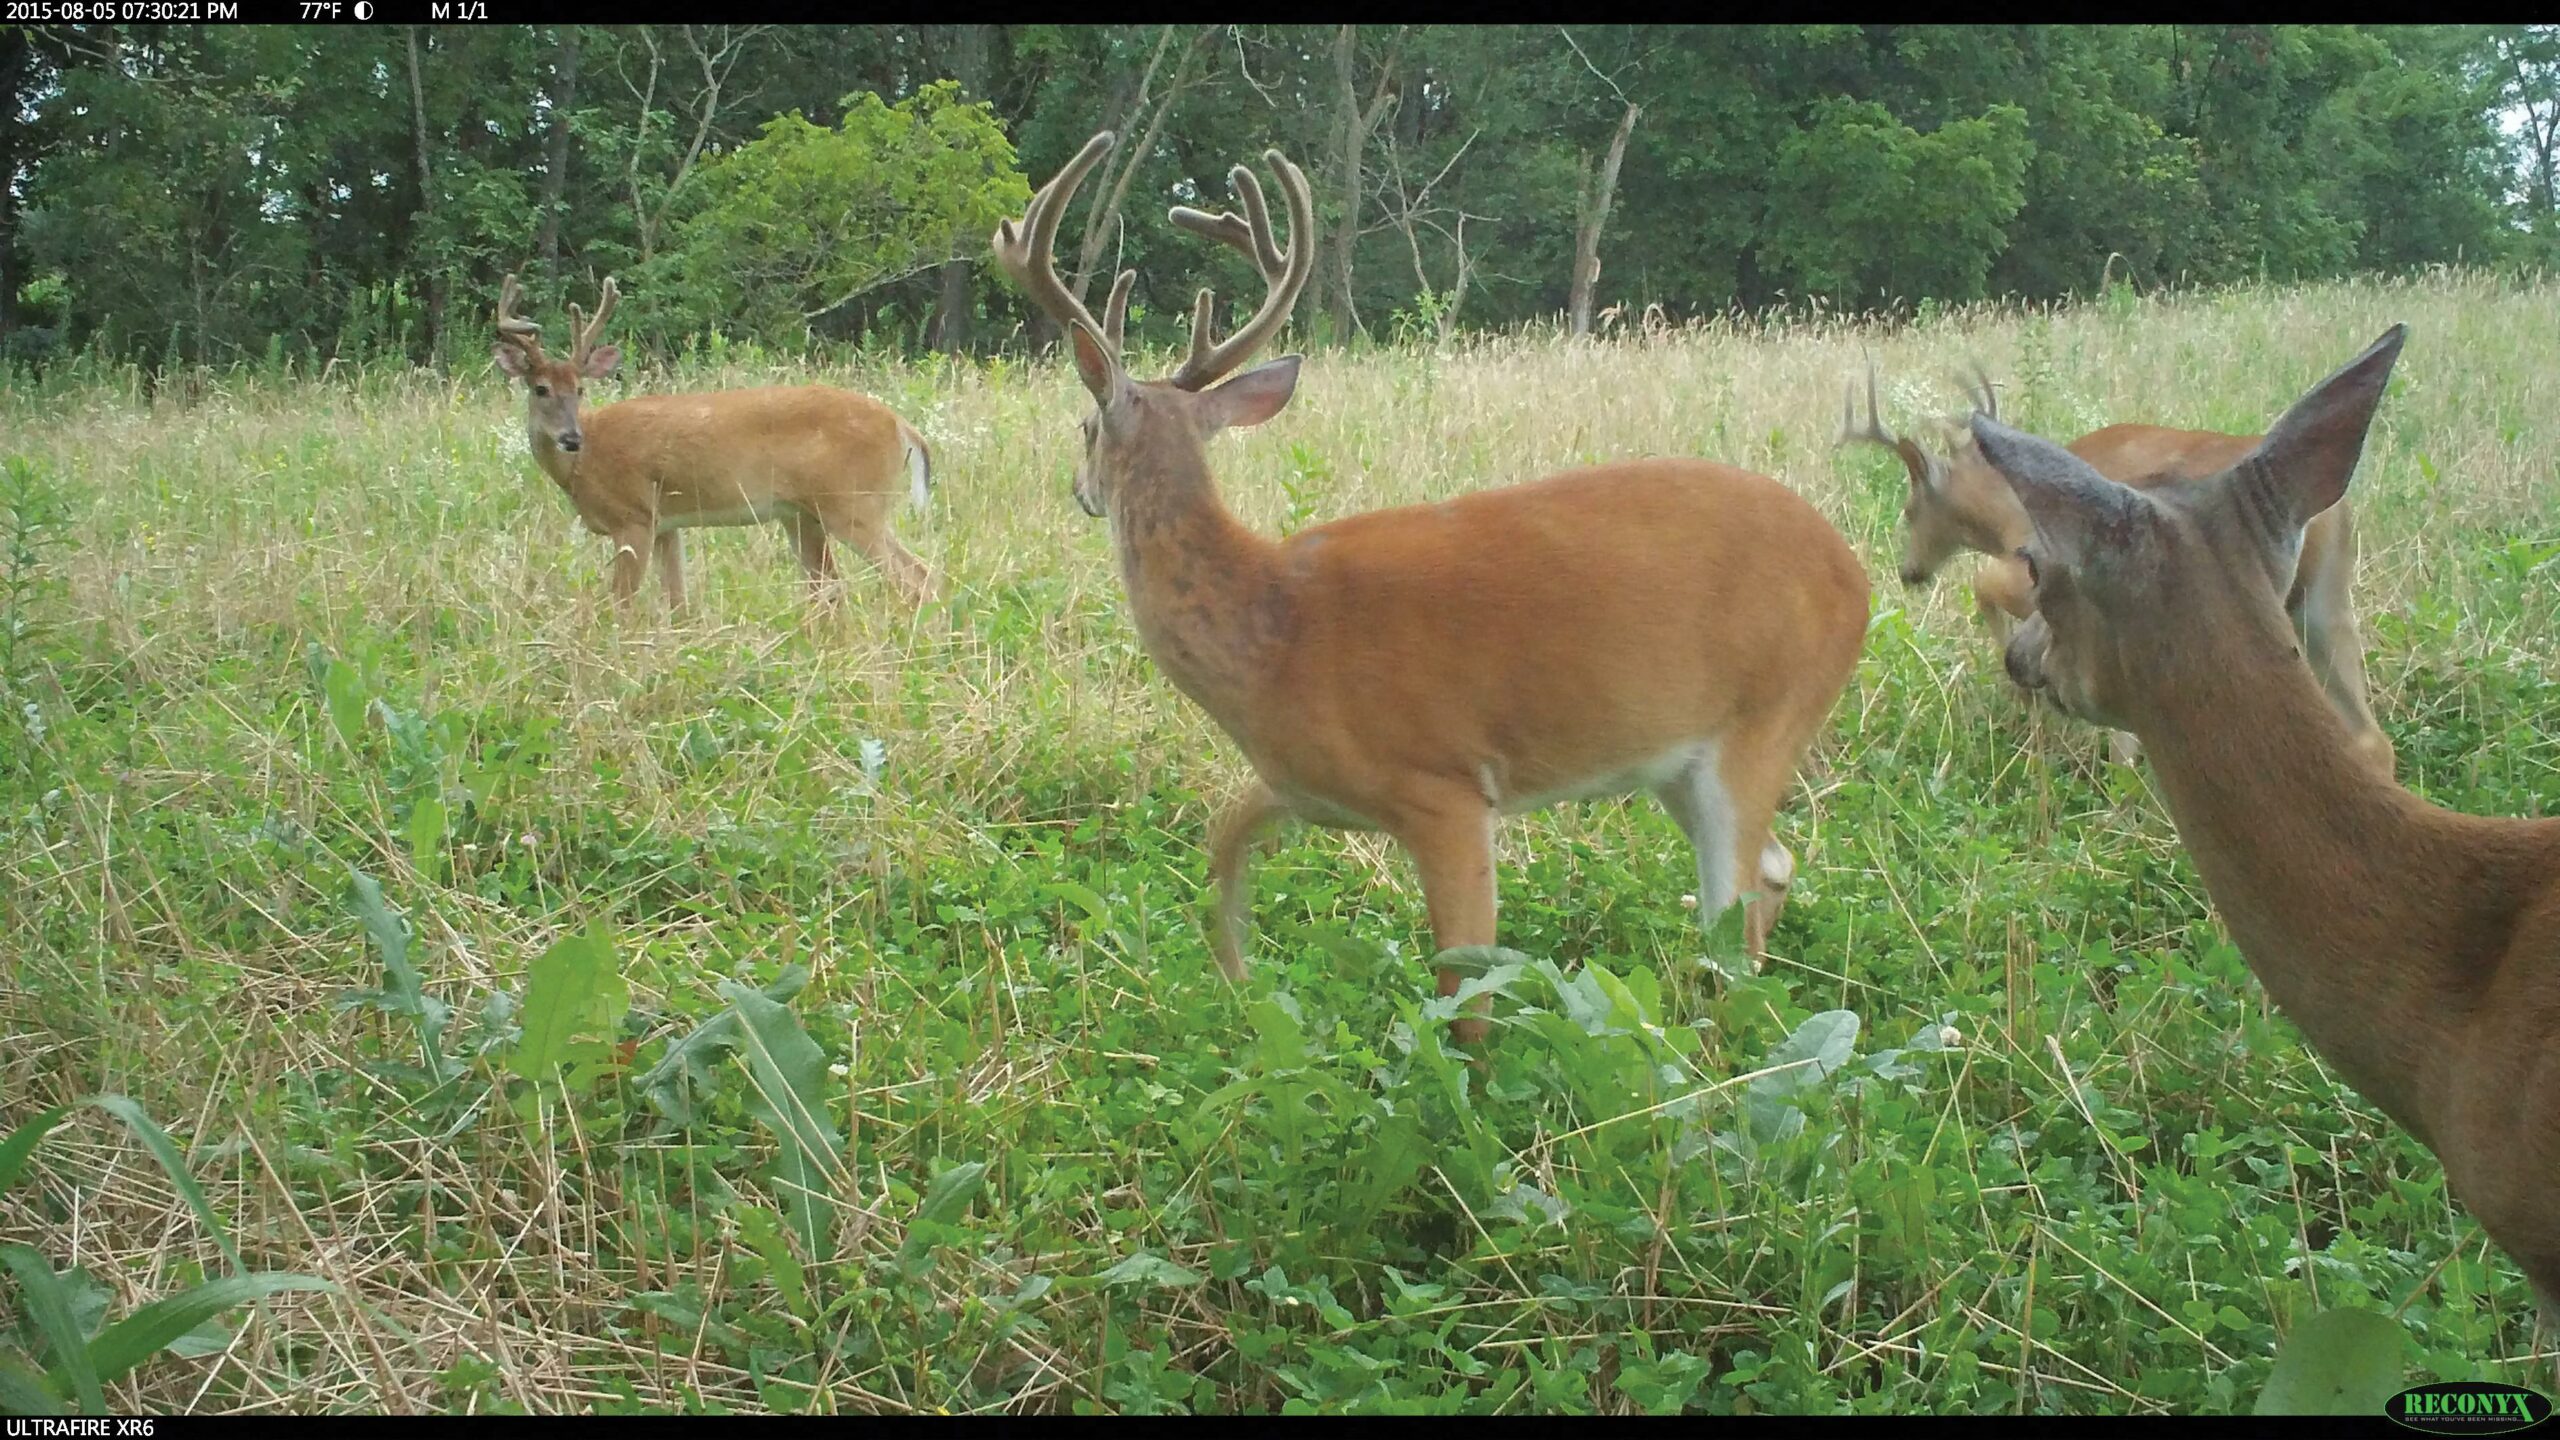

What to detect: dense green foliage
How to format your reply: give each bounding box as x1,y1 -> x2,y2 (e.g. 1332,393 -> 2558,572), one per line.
6,25 -> 2560,366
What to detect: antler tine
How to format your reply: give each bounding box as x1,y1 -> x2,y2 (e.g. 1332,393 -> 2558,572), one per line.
1101,268 -> 1136,354
1169,162 -> 1285,279
574,276 -> 620,364
1837,356 -> 1941,491
495,271 -> 544,351
1167,147 -> 1314,392
1953,361 -> 1998,420
990,130 -> 1123,357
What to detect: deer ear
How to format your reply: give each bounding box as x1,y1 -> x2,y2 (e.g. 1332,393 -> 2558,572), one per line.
2237,324 -> 2404,533
580,344 -> 621,379
1068,320 -> 1119,405
1200,356 -> 1301,432
1968,412 -> 2150,571
493,345 -> 530,379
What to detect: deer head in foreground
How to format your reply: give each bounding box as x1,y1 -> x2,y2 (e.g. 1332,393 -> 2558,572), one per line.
1974,324 -> 2560,1338
995,132 -> 1870,1047
490,273 -> 937,612
493,271 -> 622,456
1839,359 -> 2395,780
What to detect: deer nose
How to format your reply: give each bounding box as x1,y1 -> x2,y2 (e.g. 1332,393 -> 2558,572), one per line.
558,433 -> 582,453
2004,641 -> 2037,689
1899,564 -> 1929,587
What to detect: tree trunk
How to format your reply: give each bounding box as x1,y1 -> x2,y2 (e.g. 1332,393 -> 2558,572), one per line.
0,30 -> 27,340
405,27 -> 445,357
1569,102 -> 1640,339
1329,26 -> 1359,341
1071,28 -> 1215,303
931,23 -> 993,355
1325,26 -> 1402,343
535,26 -> 581,288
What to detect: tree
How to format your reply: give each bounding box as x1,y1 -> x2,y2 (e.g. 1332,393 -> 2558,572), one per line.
641,82 -> 1032,348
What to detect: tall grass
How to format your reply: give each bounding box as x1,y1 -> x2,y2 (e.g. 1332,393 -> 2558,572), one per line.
0,270 -> 2554,1413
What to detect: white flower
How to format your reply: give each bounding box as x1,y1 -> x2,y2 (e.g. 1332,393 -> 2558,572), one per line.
1940,1025 -> 1964,1048
1680,893 -> 1698,910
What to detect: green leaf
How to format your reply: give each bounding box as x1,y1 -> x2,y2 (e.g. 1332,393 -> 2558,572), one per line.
718,981 -> 844,1260
83,1097 -> 240,1273
86,1273 -> 335,1386
1431,944 -> 1530,979
0,1347 -> 65,1416
320,655 -> 368,749
511,921 -> 621,1085
1751,1010 -> 1862,1097
732,1204 -> 811,1322
404,796 -> 447,882
0,1108 -> 67,1201
347,868 -> 452,1079
2255,1307 -> 2408,1415
0,1245 -> 99,1414
634,966 -> 810,1128
1697,897 -> 1755,981
895,1161 -> 988,1279
1093,1252 -> 1203,1290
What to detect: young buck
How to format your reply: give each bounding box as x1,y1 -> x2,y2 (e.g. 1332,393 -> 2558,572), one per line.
1839,366 -> 2392,778
1977,325 -> 2560,1336
993,132 -> 1870,1044
492,273 -> 938,611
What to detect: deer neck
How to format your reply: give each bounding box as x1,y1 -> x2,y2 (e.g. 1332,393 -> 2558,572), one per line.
2126,605 -> 2479,1140
1107,444 -> 1290,729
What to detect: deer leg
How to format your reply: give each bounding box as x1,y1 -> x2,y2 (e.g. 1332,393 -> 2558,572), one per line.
655,530 -> 686,614
607,529 -> 651,606
1654,753 -> 1741,949
785,511 -> 839,608
1204,780 -> 1291,982
852,525 -> 939,609
1718,738 -> 1804,961
813,498 -> 936,609
2107,730 -> 2144,767
1395,798 -> 1500,1049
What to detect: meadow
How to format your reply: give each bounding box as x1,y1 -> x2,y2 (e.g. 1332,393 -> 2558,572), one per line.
1,271 -> 2556,1414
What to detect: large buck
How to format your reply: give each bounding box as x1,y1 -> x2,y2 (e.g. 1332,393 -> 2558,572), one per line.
1975,326 -> 2559,1347
492,274 -> 938,611
993,132 -> 1870,1044
1840,368 -> 2393,778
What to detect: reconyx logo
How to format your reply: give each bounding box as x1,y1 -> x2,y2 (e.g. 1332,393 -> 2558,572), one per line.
2386,1383 -> 2554,1434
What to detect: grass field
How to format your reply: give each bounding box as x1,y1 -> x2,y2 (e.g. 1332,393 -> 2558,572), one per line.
2,271 -> 2556,1414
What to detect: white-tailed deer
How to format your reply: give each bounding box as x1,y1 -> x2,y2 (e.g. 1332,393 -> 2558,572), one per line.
993,132 -> 1870,1045
1840,366 -> 2393,778
491,273 -> 938,611
1978,325 -> 2559,1339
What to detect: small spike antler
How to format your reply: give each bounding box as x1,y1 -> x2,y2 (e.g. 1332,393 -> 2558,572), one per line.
1166,149 -> 1314,392
1837,357 -> 1944,496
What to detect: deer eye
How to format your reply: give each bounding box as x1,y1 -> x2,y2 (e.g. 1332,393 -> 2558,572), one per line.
2017,548 -> 2042,587
532,383 -> 550,398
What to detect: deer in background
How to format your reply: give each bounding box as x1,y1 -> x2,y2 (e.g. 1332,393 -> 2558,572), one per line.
1976,325 -> 2559,1351
993,131 -> 1870,1045
1839,366 -> 2393,778
492,274 -> 939,612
